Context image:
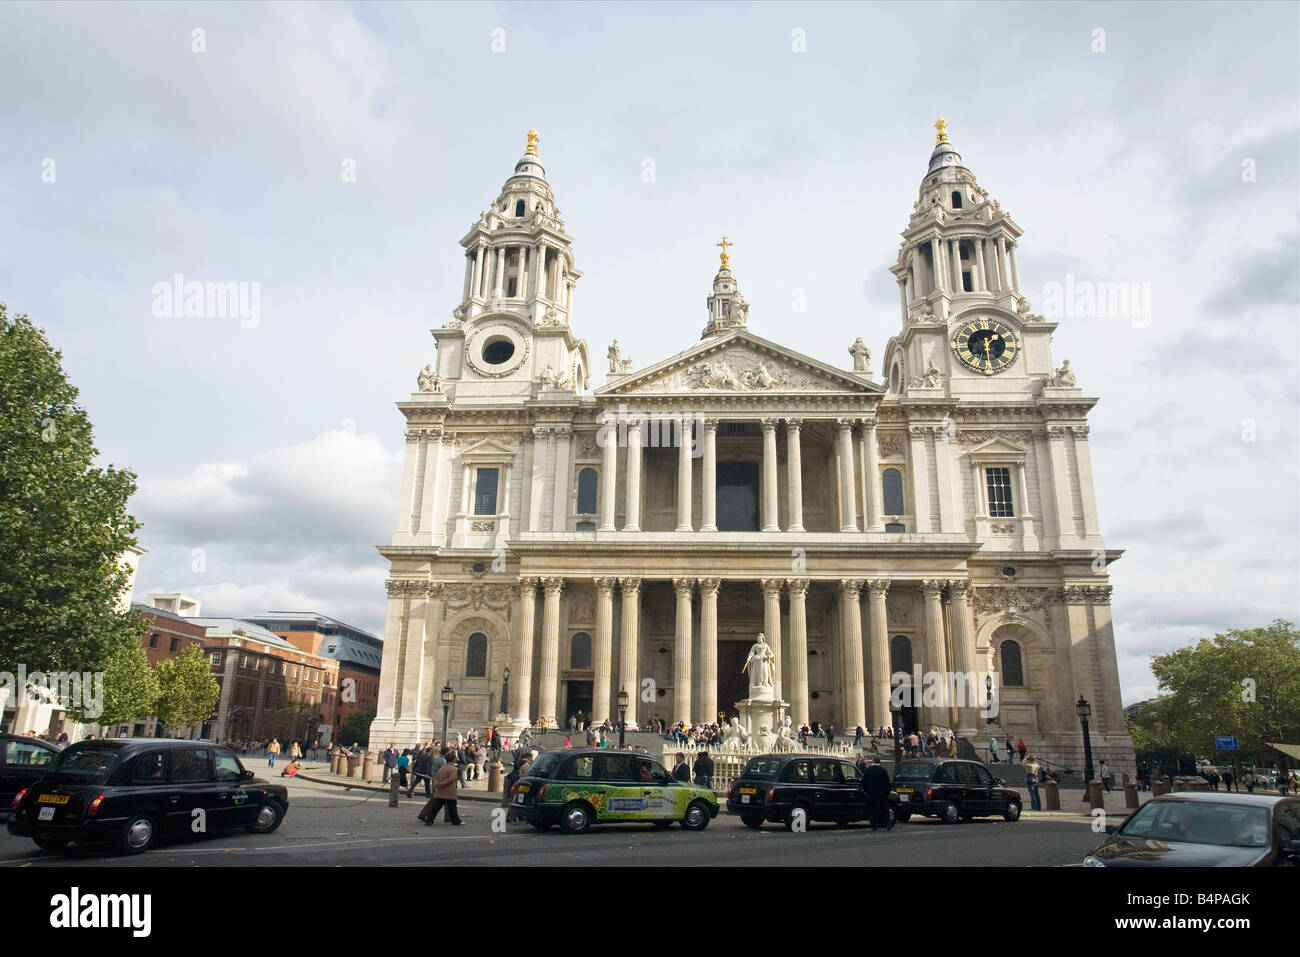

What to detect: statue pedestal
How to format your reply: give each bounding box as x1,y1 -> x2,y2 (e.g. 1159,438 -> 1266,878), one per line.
736,697 -> 789,752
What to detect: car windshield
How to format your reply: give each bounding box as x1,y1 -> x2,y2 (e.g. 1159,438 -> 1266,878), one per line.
1120,801 -> 1270,847
741,757 -> 783,780
525,753 -> 560,779
48,746 -> 121,782
894,762 -> 934,781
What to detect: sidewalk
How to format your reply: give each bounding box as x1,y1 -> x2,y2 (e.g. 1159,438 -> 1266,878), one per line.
293,763 -> 506,803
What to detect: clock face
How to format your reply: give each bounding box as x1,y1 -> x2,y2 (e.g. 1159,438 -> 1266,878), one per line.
952,318 -> 1019,375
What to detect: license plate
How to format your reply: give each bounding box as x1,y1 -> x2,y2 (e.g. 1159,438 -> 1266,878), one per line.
517,784 -> 529,793
741,795 -> 750,804
738,787 -> 756,794
38,794 -> 70,805
899,794 -> 910,802
38,807 -> 55,821
895,787 -> 913,794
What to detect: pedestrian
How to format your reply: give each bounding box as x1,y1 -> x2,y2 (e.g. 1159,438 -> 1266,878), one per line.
398,749 -> 411,789
693,750 -> 715,790
310,739 -> 319,762
1243,770 -> 1256,794
406,748 -> 432,797
1005,737 -> 1015,765
672,752 -> 691,782
267,738 -> 281,767
948,737 -> 958,759
1023,754 -> 1042,811
382,743 -> 397,783
290,741 -> 302,763
854,726 -> 864,747
989,737 -> 999,763
862,755 -> 893,831
1016,738 -> 1027,763
1222,769 -> 1235,792
1098,758 -> 1111,792
826,725 -> 835,748
419,751 -> 462,826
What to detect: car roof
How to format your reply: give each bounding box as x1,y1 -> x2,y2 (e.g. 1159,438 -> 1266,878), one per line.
1148,792 -> 1289,808
0,732 -> 61,750
65,738 -> 231,751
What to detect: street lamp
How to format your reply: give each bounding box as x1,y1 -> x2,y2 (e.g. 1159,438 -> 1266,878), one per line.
441,683 -> 455,747
617,689 -> 630,748
985,674 -> 993,725
890,698 -> 903,770
1076,696 -> 1095,792
500,666 -> 511,719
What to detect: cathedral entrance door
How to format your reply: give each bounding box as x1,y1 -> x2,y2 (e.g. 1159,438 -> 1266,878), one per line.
563,681 -> 592,727
716,641 -> 749,720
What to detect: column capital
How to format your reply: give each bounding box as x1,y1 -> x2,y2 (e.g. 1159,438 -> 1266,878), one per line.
1063,584 -> 1112,605
672,577 -> 696,595
618,576 -> 642,596
785,578 -> 811,598
921,578 -> 946,599
838,578 -> 864,597
836,416 -> 858,432
542,576 -> 566,595
701,417 -> 720,432
516,575 -> 541,591
947,578 -> 971,599
784,417 -> 803,430
760,417 -> 780,431
594,576 -> 618,594
697,577 -> 721,596
865,578 -> 891,600
857,416 -> 878,432
385,578 -> 425,598
760,578 -> 785,597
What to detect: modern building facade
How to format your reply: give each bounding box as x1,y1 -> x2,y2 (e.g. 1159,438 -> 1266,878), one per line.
371,126 -> 1134,773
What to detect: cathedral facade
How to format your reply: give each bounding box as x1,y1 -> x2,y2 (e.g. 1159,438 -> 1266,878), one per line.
370,125 -> 1134,773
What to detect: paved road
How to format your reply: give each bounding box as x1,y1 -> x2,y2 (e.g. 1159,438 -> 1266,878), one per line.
0,772 -> 1102,867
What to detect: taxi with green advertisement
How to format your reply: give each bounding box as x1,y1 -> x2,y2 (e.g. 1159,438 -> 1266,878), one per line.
508,748 -> 718,833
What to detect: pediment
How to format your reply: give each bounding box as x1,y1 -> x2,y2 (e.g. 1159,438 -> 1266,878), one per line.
964,436 -> 1028,458
596,330 -> 880,397
458,438 -> 517,458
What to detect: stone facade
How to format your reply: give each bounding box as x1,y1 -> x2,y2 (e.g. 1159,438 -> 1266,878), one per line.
370,126 -> 1134,774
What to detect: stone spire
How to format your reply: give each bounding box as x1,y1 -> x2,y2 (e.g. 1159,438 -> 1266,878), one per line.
701,236 -> 749,339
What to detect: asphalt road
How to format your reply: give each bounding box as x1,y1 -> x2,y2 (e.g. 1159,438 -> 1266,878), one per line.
0,773 -> 1103,867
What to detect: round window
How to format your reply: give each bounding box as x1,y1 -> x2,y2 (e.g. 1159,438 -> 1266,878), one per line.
483,337 -> 515,365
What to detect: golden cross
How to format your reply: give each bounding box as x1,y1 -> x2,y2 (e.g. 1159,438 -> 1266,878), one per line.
526,129 -> 539,155
717,235 -> 733,268
935,118 -> 949,145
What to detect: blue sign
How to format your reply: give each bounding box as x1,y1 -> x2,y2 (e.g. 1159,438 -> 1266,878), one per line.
1214,736 -> 1239,751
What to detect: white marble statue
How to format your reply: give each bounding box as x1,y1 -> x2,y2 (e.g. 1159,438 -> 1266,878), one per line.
416,364 -> 441,393
741,634 -> 775,695
720,716 -> 751,753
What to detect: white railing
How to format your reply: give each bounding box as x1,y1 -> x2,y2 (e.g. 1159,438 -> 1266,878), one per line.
659,741 -> 861,794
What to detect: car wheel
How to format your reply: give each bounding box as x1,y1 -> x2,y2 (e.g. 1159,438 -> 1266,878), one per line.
560,801 -> 593,834
895,810 -> 911,823
1003,802 -> 1022,822
941,801 -> 961,825
33,835 -> 68,852
681,800 -> 710,831
245,799 -> 286,834
119,813 -> 157,854
740,813 -> 763,828
784,804 -> 809,832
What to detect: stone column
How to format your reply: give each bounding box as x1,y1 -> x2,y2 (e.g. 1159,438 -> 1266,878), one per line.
516,245 -> 528,299
1033,431 -> 1060,547
593,577 -> 616,724
513,578 -> 539,722
984,239 -> 1000,290
673,578 -> 695,722
598,417 -> 617,531
676,417 -> 693,531
972,238 -> 986,292
697,578 -> 720,723
897,280 -> 908,321
617,578 -> 641,723
462,252 -> 474,301
701,418 -> 718,531
836,418 -> 859,532
933,425 -> 959,533
929,237 -> 943,293
948,580 -> 977,734
921,580 -> 949,725
950,239 -> 962,290
551,426 -> 572,532
537,577 -> 564,726
493,246 -> 505,297
785,418 -> 804,531
1072,426 -> 1101,540
535,243 -> 548,300
866,579 -> 891,731
761,578 -> 784,701
761,417 -> 780,531
399,583 -> 432,724
1046,426 -> 1075,544
624,420 -> 642,531
375,580 -> 410,724
859,419 -> 883,532
909,254 -> 921,297
838,579 -> 866,730
473,244 -> 486,299
1008,243 -> 1021,294
528,427 -> 548,531
908,427 -> 932,533
996,236 -> 1010,295
786,579 -> 810,727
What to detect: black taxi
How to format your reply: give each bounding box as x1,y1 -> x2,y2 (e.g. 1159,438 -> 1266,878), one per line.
892,758 -> 1021,824
726,753 -> 898,830
7,738 -> 289,854
0,732 -> 61,818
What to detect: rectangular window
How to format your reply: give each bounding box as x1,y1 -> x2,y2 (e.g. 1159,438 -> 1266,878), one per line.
210,652 -> 222,666
169,638 -> 179,652
473,467 -> 499,515
148,633 -> 158,648
985,467 -> 1015,517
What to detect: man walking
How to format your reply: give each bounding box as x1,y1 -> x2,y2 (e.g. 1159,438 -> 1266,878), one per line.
267,738 -> 281,768
1098,758 -> 1111,792
862,755 -> 893,831
693,750 -> 715,790
419,751 -> 462,826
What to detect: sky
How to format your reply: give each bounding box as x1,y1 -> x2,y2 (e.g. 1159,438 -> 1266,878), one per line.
1,1 -> 1296,706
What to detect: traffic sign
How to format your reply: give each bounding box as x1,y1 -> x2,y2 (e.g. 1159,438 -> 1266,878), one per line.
1214,735 -> 1239,751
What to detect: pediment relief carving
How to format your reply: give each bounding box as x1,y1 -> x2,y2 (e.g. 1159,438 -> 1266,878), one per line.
607,342 -> 862,396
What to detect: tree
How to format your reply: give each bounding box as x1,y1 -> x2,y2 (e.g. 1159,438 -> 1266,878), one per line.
339,709 -> 375,748
156,644 -> 221,733
1127,620 -> 1300,764
68,633 -> 160,727
0,304 -> 143,675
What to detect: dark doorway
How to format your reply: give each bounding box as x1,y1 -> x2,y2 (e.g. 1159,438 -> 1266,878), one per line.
716,461 -> 759,531
564,681 -> 592,725
717,642 -> 750,719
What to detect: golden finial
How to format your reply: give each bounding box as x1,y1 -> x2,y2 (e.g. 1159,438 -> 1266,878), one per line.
717,235 -> 733,270
935,118 -> 949,145
525,129 -> 539,155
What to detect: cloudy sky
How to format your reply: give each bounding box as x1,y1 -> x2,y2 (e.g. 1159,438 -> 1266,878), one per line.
1,2 -> 1296,705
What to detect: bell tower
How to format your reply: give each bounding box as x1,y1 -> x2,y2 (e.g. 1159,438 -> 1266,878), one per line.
701,235 -> 750,339
427,130 -> 590,404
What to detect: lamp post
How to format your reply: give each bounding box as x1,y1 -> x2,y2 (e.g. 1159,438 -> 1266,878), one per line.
618,689 -> 630,748
1076,696 -> 1095,792
890,699 -> 903,770
500,666 -> 511,718
441,683 -> 455,747
985,674 -> 993,725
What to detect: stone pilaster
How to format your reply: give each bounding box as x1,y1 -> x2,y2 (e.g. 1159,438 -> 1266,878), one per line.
592,577 -> 617,723
537,577 -> 565,727
838,579 -> 866,729
786,578 -> 810,727
697,578 -> 720,723
673,577 -> 695,721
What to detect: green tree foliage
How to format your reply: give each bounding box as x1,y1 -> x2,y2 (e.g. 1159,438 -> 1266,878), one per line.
0,304 -> 142,675
72,633 -> 160,726
339,709 -> 376,748
1127,620 -> 1300,763
156,644 -> 221,732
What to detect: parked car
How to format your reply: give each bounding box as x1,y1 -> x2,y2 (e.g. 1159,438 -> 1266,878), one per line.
892,758 -> 1021,823
508,748 -> 717,833
0,733 -> 61,819
726,753 -> 898,830
1084,793 -> 1300,866
7,738 -> 289,854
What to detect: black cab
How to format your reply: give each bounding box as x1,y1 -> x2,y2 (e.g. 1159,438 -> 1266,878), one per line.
892,758 -> 1021,824
7,738 -> 289,854
0,733 -> 61,818
726,753 -> 897,830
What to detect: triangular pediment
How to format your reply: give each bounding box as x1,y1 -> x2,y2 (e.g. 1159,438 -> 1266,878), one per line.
458,438 -> 517,457
596,330 -> 881,397
964,436 -> 1028,457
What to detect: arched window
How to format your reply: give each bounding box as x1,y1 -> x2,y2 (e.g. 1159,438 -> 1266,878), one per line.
889,635 -> 912,676
466,633 -> 488,678
1000,639 -> 1024,686
514,199 -> 526,217
882,468 -> 905,516
570,632 -> 592,669
951,191 -> 963,209
576,468 -> 598,514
